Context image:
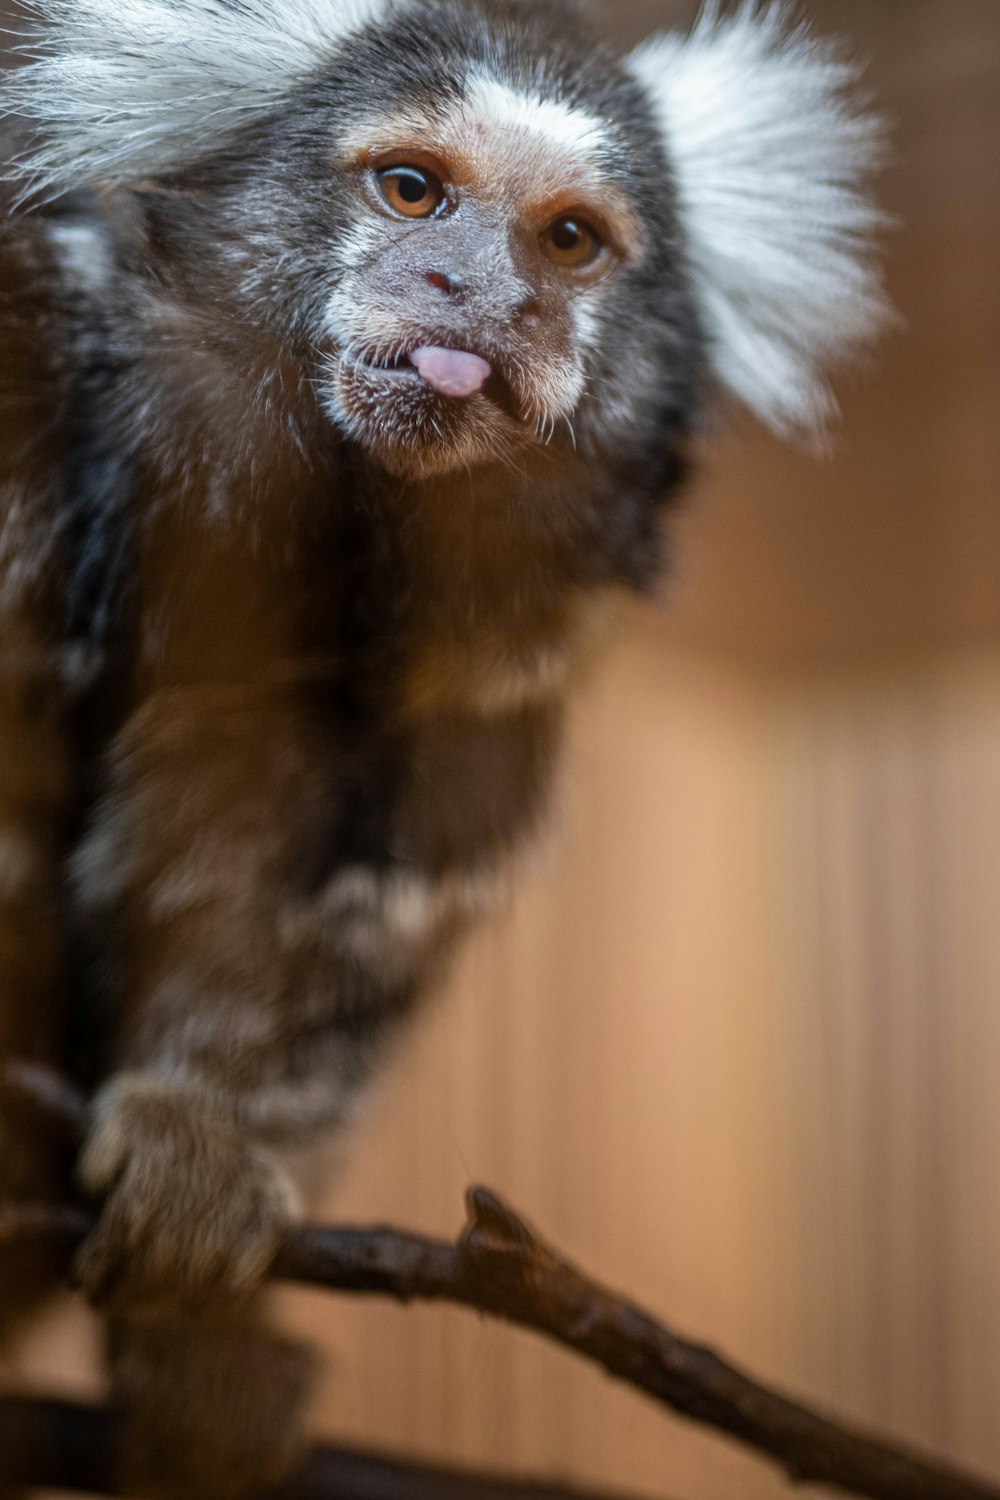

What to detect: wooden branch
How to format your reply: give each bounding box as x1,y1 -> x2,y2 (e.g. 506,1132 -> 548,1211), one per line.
2,1192 -> 998,1500
0,1394 -> 650,1500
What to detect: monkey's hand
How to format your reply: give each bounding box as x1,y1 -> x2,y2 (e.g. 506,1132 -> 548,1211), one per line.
74,1077 -> 299,1310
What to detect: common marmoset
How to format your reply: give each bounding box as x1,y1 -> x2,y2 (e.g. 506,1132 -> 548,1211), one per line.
0,0 -> 885,1492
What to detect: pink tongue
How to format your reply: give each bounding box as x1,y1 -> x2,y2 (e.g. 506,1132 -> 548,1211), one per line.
410,346 -> 492,398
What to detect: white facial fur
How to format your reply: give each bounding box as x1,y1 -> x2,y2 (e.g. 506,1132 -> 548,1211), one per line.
629,0 -> 888,434
319,70 -> 635,472
4,0 -> 887,442
5,0 -> 394,197
459,73 -> 614,161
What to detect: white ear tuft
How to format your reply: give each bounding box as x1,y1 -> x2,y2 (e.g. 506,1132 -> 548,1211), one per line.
2,0 -> 392,199
629,2 -> 889,436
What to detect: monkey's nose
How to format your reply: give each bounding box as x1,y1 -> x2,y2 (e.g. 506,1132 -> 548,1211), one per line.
425,270 -> 540,327
426,270 -> 468,297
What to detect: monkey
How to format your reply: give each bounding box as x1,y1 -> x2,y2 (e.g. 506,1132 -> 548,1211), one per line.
0,0 -> 886,1492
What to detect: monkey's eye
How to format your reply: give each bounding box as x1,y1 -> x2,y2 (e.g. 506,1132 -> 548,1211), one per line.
376,165 -> 446,219
541,216 -> 603,270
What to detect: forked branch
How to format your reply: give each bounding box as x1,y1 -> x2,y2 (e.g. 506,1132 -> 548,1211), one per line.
2,1188 -> 998,1500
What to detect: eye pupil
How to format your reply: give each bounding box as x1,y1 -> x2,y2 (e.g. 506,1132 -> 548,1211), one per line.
552,220 -> 581,252
397,171 -> 428,204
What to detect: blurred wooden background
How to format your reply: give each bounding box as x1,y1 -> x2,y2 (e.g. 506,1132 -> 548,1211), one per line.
5,1 -> 1000,1497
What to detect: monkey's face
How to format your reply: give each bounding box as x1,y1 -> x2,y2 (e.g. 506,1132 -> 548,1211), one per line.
320,71 -> 649,478
7,0 -> 885,487
126,5 -> 701,497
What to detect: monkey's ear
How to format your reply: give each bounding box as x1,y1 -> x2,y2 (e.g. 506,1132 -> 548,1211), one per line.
1,0 -> 389,200
628,3 -> 889,437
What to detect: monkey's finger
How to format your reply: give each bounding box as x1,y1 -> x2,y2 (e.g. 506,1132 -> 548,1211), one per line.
76,1113 -> 134,1195
72,1193 -> 268,1310
71,1192 -> 162,1307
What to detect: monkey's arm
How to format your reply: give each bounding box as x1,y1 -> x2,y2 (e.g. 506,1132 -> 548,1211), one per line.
66,674 -> 333,1493
71,657 -> 391,1308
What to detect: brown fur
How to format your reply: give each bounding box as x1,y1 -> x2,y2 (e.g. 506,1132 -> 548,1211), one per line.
0,218 -> 75,1344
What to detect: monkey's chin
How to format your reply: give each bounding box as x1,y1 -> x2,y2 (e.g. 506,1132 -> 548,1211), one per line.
325,362 -> 524,478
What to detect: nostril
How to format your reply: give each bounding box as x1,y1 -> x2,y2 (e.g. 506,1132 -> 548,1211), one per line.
426,270 -> 466,296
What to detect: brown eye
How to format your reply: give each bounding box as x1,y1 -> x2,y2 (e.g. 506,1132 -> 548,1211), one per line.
541,215 -> 602,269
377,164 -> 445,219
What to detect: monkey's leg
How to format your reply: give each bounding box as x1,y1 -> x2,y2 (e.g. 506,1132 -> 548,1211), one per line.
107,1298 -> 317,1500
71,685 -> 385,1495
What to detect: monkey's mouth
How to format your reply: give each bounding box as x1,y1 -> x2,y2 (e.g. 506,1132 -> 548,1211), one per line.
327,342 -> 537,475
358,350 -> 415,376
358,350 -> 523,424
356,345 -> 514,410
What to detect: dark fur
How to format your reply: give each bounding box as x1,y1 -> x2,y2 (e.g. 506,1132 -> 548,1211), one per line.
0,2 -> 704,1492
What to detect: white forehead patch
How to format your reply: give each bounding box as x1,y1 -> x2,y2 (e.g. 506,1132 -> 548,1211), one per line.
461,72 -> 612,161
339,66 -> 620,218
